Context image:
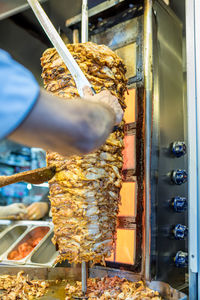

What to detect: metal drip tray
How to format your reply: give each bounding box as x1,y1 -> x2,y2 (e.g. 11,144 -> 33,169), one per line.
40,282 -> 187,300
0,266 -> 187,300
147,281 -> 187,300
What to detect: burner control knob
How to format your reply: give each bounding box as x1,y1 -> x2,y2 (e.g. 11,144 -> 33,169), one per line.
171,141 -> 187,157
171,196 -> 187,212
171,169 -> 187,185
174,251 -> 188,267
173,224 -> 188,239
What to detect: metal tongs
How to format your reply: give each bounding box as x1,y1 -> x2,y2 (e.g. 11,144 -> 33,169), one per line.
27,0 -> 94,98
27,0 -> 90,298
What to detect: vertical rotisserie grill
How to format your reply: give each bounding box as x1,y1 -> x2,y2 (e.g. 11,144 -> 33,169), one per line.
40,42 -> 127,265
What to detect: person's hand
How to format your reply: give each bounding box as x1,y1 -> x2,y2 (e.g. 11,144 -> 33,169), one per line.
8,203 -> 27,217
0,203 -> 27,219
26,202 -> 49,220
83,87 -> 123,125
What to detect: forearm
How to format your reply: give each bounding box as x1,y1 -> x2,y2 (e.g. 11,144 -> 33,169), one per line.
9,89 -> 115,156
0,207 -> 9,218
0,204 -> 27,219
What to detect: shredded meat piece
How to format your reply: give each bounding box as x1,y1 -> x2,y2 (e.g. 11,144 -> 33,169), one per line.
65,276 -> 162,300
41,42 -> 127,264
0,271 -> 49,299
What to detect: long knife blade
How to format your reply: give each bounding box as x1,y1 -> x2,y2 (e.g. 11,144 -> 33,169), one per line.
27,0 -> 93,97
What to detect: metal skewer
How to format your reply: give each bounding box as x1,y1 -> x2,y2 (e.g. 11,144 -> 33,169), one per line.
81,262 -> 87,296
72,262 -> 88,299
81,1 -> 89,297
27,0 -> 93,97
72,2 -> 89,299
81,0 -> 88,43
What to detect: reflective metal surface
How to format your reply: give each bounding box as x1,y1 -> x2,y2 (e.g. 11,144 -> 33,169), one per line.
0,221 -> 57,267
0,0 -> 47,21
151,0 -> 187,286
81,262 -> 87,295
89,3 -> 143,274
5,225 -> 51,264
0,225 -> 7,234
40,281 -> 67,300
0,225 -> 28,258
0,266 -> 186,299
90,266 -> 186,299
186,0 -> 200,298
91,16 -> 143,83
143,0 -> 153,281
0,266 -> 81,281
81,0 -> 88,42
147,281 -> 187,300
27,0 -> 93,97
30,232 -> 58,266
91,17 -> 138,49
66,0 -> 126,27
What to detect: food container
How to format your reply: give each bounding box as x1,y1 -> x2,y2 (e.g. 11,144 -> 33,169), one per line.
0,224 -> 30,261
1,225 -> 52,265
0,225 -> 8,234
27,232 -> 58,267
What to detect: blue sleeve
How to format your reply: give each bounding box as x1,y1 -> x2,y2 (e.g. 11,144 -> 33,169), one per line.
0,49 -> 40,140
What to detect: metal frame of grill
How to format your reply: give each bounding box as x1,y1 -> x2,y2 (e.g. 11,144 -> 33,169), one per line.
64,0 -> 188,292
0,0 -> 191,298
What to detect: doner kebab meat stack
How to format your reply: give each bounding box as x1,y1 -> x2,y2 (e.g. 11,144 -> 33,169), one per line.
41,42 -> 127,265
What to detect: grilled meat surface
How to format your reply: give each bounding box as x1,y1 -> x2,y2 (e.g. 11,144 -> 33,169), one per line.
65,276 -> 162,300
0,271 -> 49,299
41,42 -> 127,264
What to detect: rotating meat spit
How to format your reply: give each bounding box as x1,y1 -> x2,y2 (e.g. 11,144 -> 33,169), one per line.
27,0 -> 90,297
72,263 -> 88,299
79,2 -> 89,298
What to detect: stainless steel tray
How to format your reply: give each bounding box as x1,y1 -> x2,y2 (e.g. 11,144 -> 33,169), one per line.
27,231 -> 58,267
41,282 -> 187,300
2,224 -> 53,265
0,224 -> 30,261
0,224 -> 9,234
0,220 -> 58,268
147,281 -> 187,300
90,266 -> 188,300
0,267 -> 187,300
